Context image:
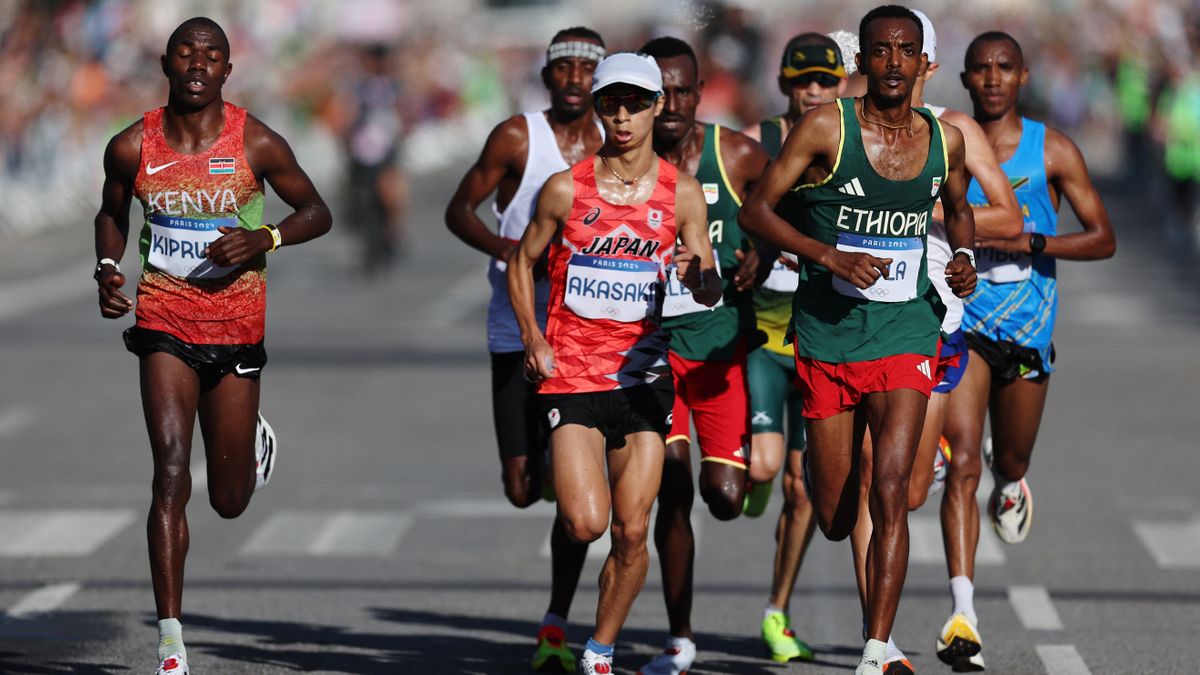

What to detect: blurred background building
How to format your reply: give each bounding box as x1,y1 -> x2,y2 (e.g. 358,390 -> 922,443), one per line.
2,0 -> 1198,257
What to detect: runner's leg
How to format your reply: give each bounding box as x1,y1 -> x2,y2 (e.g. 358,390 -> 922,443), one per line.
805,409 -> 866,541
552,424 -> 610,544
908,392 -> 949,509
655,437 -> 695,639
770,449 -> 817,609
988,377 -> 1050,483
941,351 -> 990,581
197,372 -> 259,519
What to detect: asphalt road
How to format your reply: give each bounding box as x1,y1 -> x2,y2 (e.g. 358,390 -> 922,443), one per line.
0,165 -> 1197,675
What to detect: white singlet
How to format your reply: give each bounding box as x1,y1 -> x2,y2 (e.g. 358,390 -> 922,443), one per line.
924,104 -> 963,333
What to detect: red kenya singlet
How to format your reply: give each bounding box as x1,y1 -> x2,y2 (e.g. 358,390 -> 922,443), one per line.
540,157 -> 679,395
133,102 -> 267,345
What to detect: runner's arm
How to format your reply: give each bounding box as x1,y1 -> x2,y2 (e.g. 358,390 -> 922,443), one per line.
93,125 -> 140,318
936,111 -> 1022,239
674,174 -> 722,306
939,123 -> 978,298
738,104 -> 889,289
508,170 -> 570,382
720,130 -> 771,290
445,116 -> 528,260
212,115 -> 332,266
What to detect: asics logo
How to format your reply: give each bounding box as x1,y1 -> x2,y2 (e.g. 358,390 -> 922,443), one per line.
234,364 -> 261,375
583,206 -> 602,225
146,161 -> 179,175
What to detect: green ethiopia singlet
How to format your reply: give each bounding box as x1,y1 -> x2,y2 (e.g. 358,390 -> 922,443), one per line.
790,98 -> 946,363
662,124 -> 753,361
754,116 -> 802,356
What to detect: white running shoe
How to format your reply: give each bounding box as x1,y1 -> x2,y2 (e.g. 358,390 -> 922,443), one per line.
989,478 -> 1032,544
928,435 -> 952,497
637,636 -> 695,675
579,648 -> 614,675
155,653 -> 188,675
856,654 -> 884,675
936,612 -> 986,671
254,412 -> 277,491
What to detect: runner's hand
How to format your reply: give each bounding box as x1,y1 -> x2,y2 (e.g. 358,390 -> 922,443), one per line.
97,268 -> 133,319
945,256 -> 977,297
207,226 -> 272,267
524,337 -> 557,383
732,248 -> 759,291
975,235 -> 1031,254
778,253 -> 800,272
827,250 -> 891,289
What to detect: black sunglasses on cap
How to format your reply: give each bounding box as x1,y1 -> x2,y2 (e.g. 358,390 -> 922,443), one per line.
594,90 -> 661,115
786,72 -> 841,88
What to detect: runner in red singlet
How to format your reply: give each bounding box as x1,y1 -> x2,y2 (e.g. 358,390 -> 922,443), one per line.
508,52 -> 720,675
93,18 -> 331,675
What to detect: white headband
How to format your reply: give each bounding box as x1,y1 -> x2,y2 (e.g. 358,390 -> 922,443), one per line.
547,41 -> 606,64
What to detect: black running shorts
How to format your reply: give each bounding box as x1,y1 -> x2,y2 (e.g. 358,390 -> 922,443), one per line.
541,377 -> 675,450
491,351 -> 548,461
124,326 -> 267,392
964,332 -> 1054,383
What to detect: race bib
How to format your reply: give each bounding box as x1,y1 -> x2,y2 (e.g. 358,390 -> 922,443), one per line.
663,250 -> 723,317
976,247 -> 1032,283
831,233 -> 923,303
763,254 -> 800,293
147,215 -> 237,279
564,254 -> 660,322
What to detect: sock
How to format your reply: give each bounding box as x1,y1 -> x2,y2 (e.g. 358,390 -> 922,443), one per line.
764,602 -> 785,620
666,635 -> 694,651
950,575 -> 977,625
541,612 -> 567,631
884,635 -> 906,662
585,637 -> 614,658
157,618 -> 185,661
862,638 -> 887,666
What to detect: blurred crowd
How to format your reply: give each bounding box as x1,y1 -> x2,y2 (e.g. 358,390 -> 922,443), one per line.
2,0 -> 1199,253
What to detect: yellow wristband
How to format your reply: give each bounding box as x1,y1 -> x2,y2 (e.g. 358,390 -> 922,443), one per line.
265,223 -> 282,252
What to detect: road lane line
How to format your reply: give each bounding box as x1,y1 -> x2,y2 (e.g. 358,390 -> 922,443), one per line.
1008,585 -> 1064,630
241,512 -> 331,555
309,511 -> 413,556
0,510 -> 136,557
6,582 -> 81,618
0,267 -> 89,322
0,407 -> 35,438
909,515 -> 1005,565
1036,644 -> 1092,675
421,498 -> 556,518
1132,518 -> 1200,569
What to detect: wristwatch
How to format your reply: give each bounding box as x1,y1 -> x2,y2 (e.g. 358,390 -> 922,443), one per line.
94,258 -> 120,280
1029,233 -> 1047,254
952,247 -> 975,268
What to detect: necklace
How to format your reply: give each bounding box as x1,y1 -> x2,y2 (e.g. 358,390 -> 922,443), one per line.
861,105 -> 915,138
600,155 -> 651,187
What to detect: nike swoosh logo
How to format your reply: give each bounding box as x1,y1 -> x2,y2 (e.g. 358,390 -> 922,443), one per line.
146,161 -> 179,175
234,365 -> 261,375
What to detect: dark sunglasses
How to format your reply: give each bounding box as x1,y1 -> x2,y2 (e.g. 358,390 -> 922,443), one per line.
787,72 -> 841,88
594,91 -> 661,115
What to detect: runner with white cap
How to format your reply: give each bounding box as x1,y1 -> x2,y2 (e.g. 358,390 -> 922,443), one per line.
509,51 -> 721,675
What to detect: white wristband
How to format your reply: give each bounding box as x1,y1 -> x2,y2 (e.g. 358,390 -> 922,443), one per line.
952,247 -> 975,267
98,258 -> 120,274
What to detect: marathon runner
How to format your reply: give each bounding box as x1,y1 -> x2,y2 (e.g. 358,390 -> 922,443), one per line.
92,18 -> 332,675
636,36 -> 769,675
444,27 -> 605,671
508,52 -> 721,675
842,11 -> 1023,671
738,7 -> 977,674
743,31 -> 848,664
936,31 -> 1116,671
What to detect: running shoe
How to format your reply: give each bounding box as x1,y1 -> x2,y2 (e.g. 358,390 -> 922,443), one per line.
856,655 -> 884,675
254,412 -> 277,491
928,436 -> 951,497
936,612 -> 985,672
637,636 -> 695,675
155,653 -> 188,675
761,611 -> 814,663
579,648 -> 613,675
883,656 -> 915,674
742,480 -> 773,518
988,478 -> 1032,544
532,624 -> 576,673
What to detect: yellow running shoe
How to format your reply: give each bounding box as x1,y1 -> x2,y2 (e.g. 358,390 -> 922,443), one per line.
761,611 -> 814,663
532,624 -> 576,673
742,480 -> 773,518
936,612 -> 985,672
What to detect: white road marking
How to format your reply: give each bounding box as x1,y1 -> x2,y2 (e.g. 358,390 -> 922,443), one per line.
0,267 -> 90,322
241,511 -> 413,556
426,270 -> 490,329
1036,644 -> 1092,675
0,510 -> 135,557
909,515 -> 1005,565
6,582 -> 81,618
420,498 -> 556,518
538,505 -> 704,561
1132,517 -> 1200,569
0,407 -> 35,438
1008,585 -> 1064,630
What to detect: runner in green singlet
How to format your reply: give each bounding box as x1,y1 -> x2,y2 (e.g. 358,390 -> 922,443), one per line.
743,31 -> 847,665
739,7 -> 977,674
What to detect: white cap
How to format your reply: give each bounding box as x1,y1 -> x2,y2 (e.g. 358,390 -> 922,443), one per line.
590,52 -> 663,94
912,9 -> 937,63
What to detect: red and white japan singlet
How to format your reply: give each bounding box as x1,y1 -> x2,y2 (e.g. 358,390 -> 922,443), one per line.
539,157 -> 679,395
133,102 -> 267,345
